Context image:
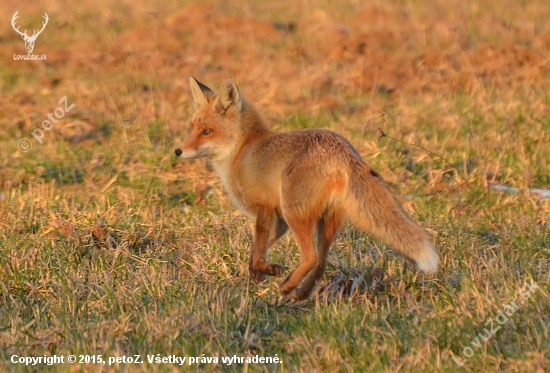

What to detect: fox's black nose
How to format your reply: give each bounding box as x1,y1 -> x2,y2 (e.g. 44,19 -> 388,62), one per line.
175,148 -> 182,157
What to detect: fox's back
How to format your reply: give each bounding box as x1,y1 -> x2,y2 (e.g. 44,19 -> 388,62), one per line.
245,129 -> 364,174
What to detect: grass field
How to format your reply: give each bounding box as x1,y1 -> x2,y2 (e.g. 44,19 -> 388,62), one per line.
1,0 -> 549,371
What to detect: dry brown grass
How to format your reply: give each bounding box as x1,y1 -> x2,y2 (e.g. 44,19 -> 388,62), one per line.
0,0 -> 549,372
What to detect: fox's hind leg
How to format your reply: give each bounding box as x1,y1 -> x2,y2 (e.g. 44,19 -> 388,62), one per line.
279,216 -> 317,296
249,208 -> 285,283
290,209 -> 345,300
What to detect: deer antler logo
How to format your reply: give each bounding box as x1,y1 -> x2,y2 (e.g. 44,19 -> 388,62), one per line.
11,11 -> 49,54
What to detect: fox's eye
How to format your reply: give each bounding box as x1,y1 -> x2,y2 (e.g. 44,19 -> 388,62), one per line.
202,129 -> 213,136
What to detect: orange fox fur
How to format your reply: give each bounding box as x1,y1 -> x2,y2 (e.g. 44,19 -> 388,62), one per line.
176,77 -> 439,300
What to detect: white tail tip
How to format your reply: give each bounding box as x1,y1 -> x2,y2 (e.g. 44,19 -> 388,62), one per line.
415,242 -> 439,272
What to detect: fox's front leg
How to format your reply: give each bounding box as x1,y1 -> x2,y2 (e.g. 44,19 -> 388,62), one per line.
249,208 -> 284,283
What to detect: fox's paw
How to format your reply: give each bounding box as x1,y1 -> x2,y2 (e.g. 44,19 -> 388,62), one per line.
291,286 -> 313,301
250,261 -> 283,280
281,285 -> 312,301
264,262 -> 283,277
285,289 -> 309,301
249,266 -> 266,283
279,273 -> 296,295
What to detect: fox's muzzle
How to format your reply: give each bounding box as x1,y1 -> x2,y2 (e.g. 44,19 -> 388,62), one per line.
174,145 -> 210,160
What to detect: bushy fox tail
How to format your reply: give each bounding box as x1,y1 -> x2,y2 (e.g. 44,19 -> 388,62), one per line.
346,163 -> 439,272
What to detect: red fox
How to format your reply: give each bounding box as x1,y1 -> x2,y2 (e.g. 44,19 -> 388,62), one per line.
175,78 -> 439,300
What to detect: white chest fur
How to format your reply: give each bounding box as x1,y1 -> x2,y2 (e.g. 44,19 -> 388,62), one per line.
211,159 -> 253,217
212,158 -> 233,193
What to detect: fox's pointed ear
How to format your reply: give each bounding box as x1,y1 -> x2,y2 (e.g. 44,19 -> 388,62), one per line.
215,79 -> 242,114
189,77 -> 214,111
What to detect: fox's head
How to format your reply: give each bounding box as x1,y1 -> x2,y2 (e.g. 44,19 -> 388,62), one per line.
175,77 -> 243,161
